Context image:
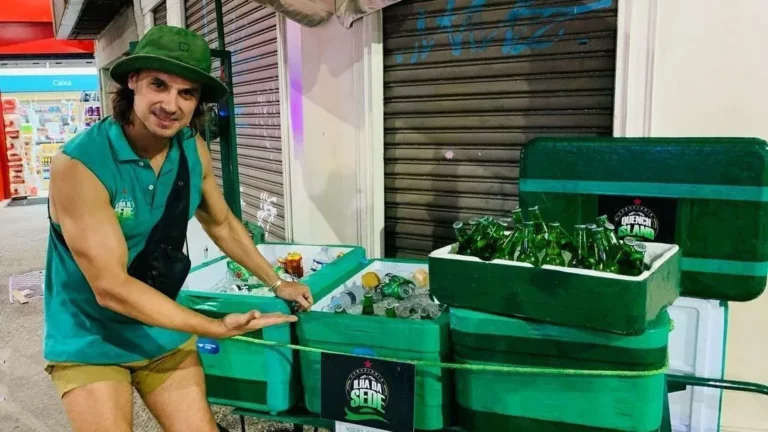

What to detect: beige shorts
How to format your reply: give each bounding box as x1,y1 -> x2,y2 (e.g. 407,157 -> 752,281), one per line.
45,336 -> 198,398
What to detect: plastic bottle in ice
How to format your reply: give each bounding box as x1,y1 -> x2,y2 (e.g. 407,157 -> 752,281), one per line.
310,247 -> 333,272
329,283 -> 366,309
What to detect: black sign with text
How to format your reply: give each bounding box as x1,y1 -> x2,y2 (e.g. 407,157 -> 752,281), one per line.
597,195 -> 678,244
321,352 -> 415,432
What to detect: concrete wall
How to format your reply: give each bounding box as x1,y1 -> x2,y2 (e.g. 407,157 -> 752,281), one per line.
140,0 -> 185,32
94,6 -> 139,70
94,5 -> 140,105
648,0 -> 768,429
283,16 -> 382,250
284,19 -> 360,245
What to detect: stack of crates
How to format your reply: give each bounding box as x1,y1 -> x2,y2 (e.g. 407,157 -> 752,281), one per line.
430,241 -> 679,431
427,136 -> 768,431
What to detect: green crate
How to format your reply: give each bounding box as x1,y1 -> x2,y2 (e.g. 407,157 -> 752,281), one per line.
177,243 -> 365,414
429,243 -> 680,335
451,307 -> 670,432
296,259 -> 452,431
519,137 -> 768,302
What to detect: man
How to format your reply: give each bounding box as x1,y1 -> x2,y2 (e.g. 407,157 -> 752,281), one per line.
44,25 -> 312,432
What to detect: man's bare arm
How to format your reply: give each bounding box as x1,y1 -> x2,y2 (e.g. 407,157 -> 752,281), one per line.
194,136 -> 281,287
49,153 -> 294,337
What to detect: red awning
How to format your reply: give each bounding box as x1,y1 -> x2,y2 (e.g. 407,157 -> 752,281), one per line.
0,0 -> 94,55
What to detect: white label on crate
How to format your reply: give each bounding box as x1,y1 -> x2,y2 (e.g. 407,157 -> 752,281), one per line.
335,421 -> 390,432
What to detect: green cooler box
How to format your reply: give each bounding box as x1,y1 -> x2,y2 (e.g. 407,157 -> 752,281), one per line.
177,243 -> 364,413
519,137 -> 768,302
451,308 -> 670,432
296,259 -> 452,431
430,242 -> 680,335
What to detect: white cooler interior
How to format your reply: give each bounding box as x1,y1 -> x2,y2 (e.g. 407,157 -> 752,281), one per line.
182,244 -> 355,294
312,261 -> 430,311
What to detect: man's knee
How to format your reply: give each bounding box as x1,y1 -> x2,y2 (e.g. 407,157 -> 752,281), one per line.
60,380 -> 133,432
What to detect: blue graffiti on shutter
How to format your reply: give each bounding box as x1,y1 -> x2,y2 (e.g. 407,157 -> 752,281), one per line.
394,0 -> 611,64
404,10 -> 435,64
502,0 -> 611,54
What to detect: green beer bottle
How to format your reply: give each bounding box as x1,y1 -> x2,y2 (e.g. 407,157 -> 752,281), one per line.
596,215 -> 621,258
499,208 -> 526,260
592,227 -> 620,274
615,237 -> 637,274
569,225 -> 594,269
362,292 -> 375,316
453,221 -> 470,255
494,231 -> 515,260
487,219 -> 508,261
465,218 -> 481,256
484,217 -> 506,260
516,222 -> 540,266
492,218 -> 514,260
528,206 -> 548,253
385,303 -> 398,318
584,223 -> 598,261
471,217 -> 492,258
512,210 -> 527,238
628,242 -> 648,276
555,223 -> 574,254
511,207 -> 525,225
541,223 -> 567,267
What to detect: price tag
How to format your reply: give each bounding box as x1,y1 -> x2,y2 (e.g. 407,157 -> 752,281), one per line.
335,421 -> 390,432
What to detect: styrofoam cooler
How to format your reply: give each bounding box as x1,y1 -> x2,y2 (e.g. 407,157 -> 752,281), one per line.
451,307 -> 671,432
429,242 -> 681,335
296,259 -> 453,431
177,243 -> 365,413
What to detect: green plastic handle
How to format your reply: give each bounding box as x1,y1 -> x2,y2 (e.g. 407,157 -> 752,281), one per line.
667,374 -> 768,396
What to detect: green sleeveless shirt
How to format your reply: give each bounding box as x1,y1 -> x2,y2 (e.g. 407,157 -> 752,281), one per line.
44,117 -> 204,364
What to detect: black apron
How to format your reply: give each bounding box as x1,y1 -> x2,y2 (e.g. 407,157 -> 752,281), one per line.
50,138 -> 192,300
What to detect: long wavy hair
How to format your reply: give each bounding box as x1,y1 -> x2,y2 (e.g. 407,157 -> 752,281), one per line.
110,81 -> 206,135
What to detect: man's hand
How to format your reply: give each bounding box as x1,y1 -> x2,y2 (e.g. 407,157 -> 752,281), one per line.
217,310 -> 298,338
275,281 -> 314,311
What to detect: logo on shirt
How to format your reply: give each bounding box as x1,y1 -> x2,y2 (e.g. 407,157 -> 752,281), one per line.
114,189 -> 136,222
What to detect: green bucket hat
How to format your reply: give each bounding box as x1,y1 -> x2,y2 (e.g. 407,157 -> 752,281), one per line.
109,25 -> 229,103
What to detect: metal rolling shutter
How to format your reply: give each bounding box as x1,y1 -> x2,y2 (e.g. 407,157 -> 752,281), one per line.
153,2 -> 168,26
185,0 -> 286,240
382,0 -> 618,258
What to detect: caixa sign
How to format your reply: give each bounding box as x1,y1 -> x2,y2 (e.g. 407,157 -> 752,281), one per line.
0,74 -> 99,92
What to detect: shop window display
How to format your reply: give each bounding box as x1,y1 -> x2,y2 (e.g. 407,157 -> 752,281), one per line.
2,91 -> 101,196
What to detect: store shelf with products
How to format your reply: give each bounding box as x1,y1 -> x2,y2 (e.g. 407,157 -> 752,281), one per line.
1,91 -> 102,193
3,97 -> 38,197
80,91 -> 102,130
